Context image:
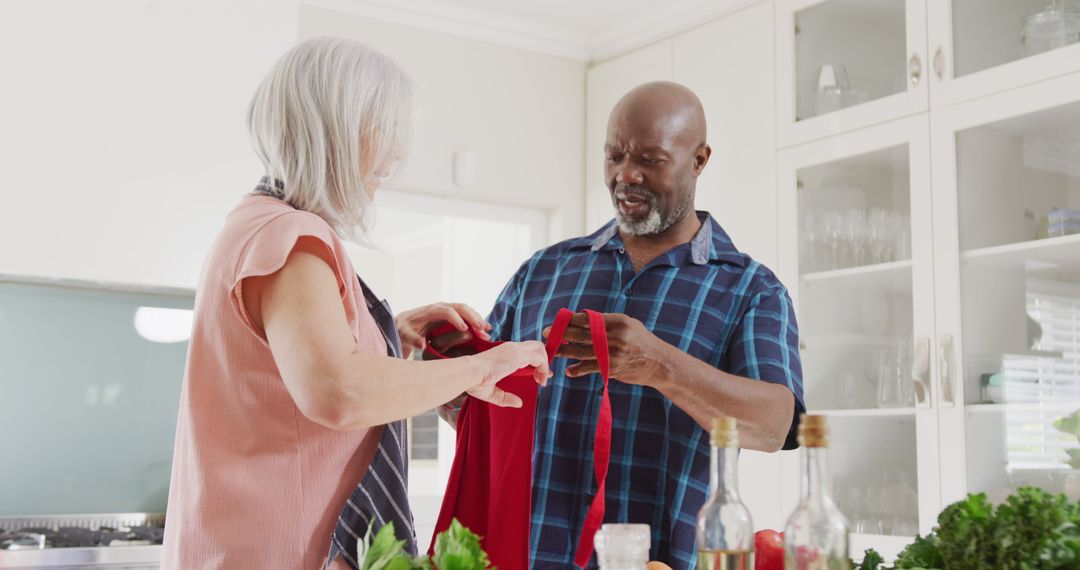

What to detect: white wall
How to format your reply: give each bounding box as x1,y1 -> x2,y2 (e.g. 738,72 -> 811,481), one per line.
586,1 -> 797,531
585,40 -> 674,231
673,3 -> 780,269
0,0 -> 299,289
0,2 -> 586,290
299,5 -> 587,242
585,2 -> 780,268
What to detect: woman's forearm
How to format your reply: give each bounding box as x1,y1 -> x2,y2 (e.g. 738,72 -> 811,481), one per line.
316,353 -> 482,430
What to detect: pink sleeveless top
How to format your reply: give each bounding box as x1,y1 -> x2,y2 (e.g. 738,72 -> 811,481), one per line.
163,195 -> 385,569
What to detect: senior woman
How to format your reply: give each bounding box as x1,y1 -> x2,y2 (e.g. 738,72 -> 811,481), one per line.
162,37 -> 550,569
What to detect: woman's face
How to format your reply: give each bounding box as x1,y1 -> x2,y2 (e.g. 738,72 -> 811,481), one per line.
363,162 -> 397,198
359,137 -> 398,199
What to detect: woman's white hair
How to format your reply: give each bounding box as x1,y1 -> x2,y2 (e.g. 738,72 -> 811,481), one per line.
247,36 -> 412,238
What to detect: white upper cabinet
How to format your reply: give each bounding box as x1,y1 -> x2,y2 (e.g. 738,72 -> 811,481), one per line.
927,0 -> 1080,109
777,0 -> 1080,145
930,71 -> 1080,508
776,0 -> 929,147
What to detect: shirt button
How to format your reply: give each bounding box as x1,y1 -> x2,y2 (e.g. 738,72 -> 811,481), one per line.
626,288 -> 633,296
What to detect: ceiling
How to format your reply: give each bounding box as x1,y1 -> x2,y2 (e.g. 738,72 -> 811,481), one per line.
308,0 -> 755,61
433,0 -> 715,36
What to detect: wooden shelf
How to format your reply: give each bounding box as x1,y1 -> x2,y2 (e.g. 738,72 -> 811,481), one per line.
801,259 -> 913,293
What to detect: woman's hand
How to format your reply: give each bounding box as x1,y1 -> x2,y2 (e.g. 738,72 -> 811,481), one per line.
466,341 -> 551,408
395,302 -> 491,358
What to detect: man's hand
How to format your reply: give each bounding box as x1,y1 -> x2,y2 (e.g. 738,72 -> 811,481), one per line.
395,302 -> 490,358
543,312 -> 668,387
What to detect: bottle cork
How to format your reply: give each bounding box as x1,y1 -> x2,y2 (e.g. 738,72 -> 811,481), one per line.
711,416 -> 738,448
798,414 -> 829,448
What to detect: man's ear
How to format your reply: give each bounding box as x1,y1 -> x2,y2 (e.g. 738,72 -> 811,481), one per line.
693,143 -> 712,176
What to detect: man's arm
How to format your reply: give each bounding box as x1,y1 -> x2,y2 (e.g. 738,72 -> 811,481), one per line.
549,289 -> 804,452
648,342 -> 796,452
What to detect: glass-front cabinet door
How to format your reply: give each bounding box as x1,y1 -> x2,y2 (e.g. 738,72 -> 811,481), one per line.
778,116 -> 940,559
928,0 -> 1080,108
776,0 -> 928,147
932,72 -> 1080,506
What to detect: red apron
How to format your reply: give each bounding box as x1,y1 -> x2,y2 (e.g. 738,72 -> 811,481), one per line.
426,308 -> 612,569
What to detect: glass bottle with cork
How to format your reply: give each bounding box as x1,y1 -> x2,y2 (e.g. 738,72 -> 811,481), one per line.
784,414 -> 850,570
695,415 -> 753,569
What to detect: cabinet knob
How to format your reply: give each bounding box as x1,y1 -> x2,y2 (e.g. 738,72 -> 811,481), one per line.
938,335 -> 955,407
909,53 -> 923,88
912,337 -> 931,408
933,47 -> 946,81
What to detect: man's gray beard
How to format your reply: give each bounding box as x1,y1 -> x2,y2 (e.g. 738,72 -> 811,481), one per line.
615,196 -> 691,236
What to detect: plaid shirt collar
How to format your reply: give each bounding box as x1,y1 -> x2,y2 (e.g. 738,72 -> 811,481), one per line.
573,211 -> 747,268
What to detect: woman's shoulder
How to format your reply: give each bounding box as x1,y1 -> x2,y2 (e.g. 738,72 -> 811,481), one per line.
206,195 -> 349,284
228,194 -> 335,239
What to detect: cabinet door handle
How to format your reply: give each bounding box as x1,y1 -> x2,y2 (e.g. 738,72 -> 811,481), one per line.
933,46 -> 946,81
909,53 -> 923,87
938,335 -> 955,407
912,337 -> 931,408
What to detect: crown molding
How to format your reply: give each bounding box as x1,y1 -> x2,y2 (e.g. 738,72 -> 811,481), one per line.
302,0 -> 591,61
301,0 -> 763,62
588,0 -> 762,62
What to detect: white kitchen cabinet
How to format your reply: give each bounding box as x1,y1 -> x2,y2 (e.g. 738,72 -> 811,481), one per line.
927,0 -> 1080,109
777,43 -> 1080,564
777,0 -> 1080,146
929,71 -> 1080,508
585,41 -> 673,230
775,0 -> 929,147
777,116 -> 941,549
586,0 -> 1080,559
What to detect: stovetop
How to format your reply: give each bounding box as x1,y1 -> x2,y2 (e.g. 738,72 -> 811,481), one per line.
0,513 -> 165,568
0,525 -> 164,550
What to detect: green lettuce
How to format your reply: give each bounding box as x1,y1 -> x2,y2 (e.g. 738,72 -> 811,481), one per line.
433,519 -> 494,570
358,522 -> 432,570
886,487 -> 1080,569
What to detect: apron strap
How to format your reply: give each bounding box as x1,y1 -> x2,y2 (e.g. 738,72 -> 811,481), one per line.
573,309 -> 612,568
543,308 -> 576,361
422,306 -> 614,567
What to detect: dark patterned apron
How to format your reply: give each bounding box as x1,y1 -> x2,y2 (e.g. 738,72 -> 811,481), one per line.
324,277 -> 417,568
249,179 -> 417,568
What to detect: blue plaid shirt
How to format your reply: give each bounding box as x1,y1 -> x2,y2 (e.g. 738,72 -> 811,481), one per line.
486,212 -> 805,569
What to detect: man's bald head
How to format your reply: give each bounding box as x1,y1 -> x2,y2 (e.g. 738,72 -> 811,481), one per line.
604,81 -> 711,238
609,81 -> 707,149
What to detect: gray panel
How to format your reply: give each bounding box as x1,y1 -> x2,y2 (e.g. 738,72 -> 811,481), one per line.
0,281 -> 193,516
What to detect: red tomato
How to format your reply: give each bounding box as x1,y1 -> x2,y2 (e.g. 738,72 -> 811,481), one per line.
754,529 -> 784,570
795,545 -> 823,570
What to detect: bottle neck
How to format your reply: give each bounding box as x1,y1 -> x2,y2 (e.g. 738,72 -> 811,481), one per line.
801,446 -> 832,506
709,445 -> 741,501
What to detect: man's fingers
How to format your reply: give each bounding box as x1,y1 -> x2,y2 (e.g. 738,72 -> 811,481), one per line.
453,303 -> 491,337
400,331 -> 425,351
556,342 -> 596,360
559,325 -> 593,344
429,330 -> 473,352
566,361 -> 601,377
425,305 -> 468,331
